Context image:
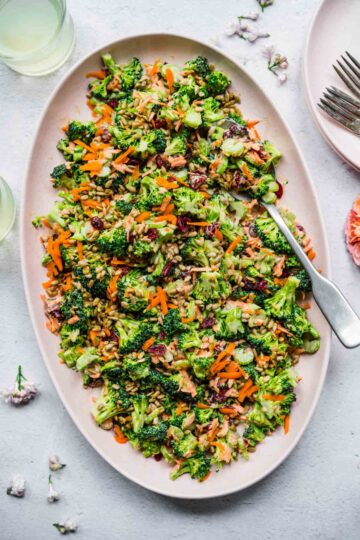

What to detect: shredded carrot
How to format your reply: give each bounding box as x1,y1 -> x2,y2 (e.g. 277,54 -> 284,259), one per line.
81,199 -> 103,209
107,275 -> 119,300
74,139 -> 94,153
111,258 -> 129,265
156,177 -> 179,190
308,248 -> 316,261
196,402 -> 210,409
89,330 -> 98,345
86,70 -> 106,79
200,470 -> 211,482
241,163 -> 253,180
210,441 -> 225,450
153,214 -> 177,225
79,161 -> 102,172
253,128 -> 261,141
165,67 -> 174,92
218,372 -> 244,379
77,241 -> 84,261
132,165 -> 140,180
284,415 -> 290,434
62,274 -> 72,292
142,336 -> 155,351
262,394 -> 285,401
181,316 -> 196,324
246,119 -> 259,128
42,279 -> 54,289
188,221 -> 210,227
136,211 -> 151,223
157,286 -> 168,315
114,425 -> 128,444
148,60 -> 160,77
114,146 -> 135,164
219,407 -> 237,415
176,403 -> 185,416
214,229 -> 223,241
225,236 -> 243,254
160,195 -> 172,214
199,190 -> 211,199
167,303 -> 178,309
82,153 -> 98,162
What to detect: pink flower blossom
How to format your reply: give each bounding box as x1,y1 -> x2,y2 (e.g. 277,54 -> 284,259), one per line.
345,195 -> 360,266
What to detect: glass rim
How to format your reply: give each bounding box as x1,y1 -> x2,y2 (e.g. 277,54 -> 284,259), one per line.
0,0 -> 67,61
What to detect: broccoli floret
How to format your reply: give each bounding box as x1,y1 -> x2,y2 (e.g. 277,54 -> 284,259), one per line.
92,381 -> 130,425
131,394 -> 148,433
188,354 -> 214,380
134,129 -> 167,158
284,305 -> 320,353
215,305 -> 245,340
201,97 -> 224,126
59,324 -> 85,349
163,309 -> 185,336
137,422 -> 168,443
178,327 -> 202,351
117,270 -> 152,313
47,201 -> 67,229
254,174 -> 279,204
170,452 -> 211,481
50,164 -> 74,189
148,369 -> 182,398
173,187 -> 205,216
58,346 -> 82,369
192,271 -> 231,302
74,262 -> 110,299
243,424 -> 267,447
123,354 -> 151,380
67,120 -> 96,144
183,107 -> 202,129
220,221 -> 247,254
56,138 -> 83,162
247,330 -> 287,356
165,135 -> 187,156
133,239 -> 154,258
110,127 -> 135,150
60,289 -> 90,333
59,245 -> 78,269
254,215 -> 292,255
258,367 -> 298,395
261,140 -> 282,171
294,269 -> 312,292
185,56 -> 211,78
102,55 -> 143,91
88,75 -> 112,100
116,195 -> 134,216
136,175 -> 166,210
172,433 -> 198,458
96,227 -> 128,257
242,362 -> 259,383
207,71 -> 230,96
116,318 -> 152,354
180,236 -> 212,267
195,407 -> 214,424
264,276 -> 299,319
100,360 -> 124,382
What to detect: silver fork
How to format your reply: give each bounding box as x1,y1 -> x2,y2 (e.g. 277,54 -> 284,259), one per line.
333,51 -> 360,99
228,165 -> 360,348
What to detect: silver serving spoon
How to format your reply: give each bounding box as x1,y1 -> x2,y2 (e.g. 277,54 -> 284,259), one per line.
229,181 -> 360,349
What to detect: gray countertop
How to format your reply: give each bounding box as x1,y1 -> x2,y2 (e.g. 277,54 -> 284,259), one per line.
1,0 -> 359,538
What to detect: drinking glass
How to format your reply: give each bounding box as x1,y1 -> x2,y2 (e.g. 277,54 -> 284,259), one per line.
0,0 -> 75,76
0,177 -> 16,242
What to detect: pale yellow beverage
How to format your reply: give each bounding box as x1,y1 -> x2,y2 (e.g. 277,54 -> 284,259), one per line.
0,177 -> 16,242
0,0 -> 75,76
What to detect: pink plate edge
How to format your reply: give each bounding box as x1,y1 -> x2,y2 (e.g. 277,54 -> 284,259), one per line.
20,32 -> 331,499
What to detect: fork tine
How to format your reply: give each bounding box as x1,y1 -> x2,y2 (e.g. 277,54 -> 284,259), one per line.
327,86 -> 360,107
323,91 -> 360,116
341,54 -> 360,82
346,51 -> 360,72
336,60 -> 360,90
320,97 -> 355,121
333,64 -> 360,98
317,102 -> 354,131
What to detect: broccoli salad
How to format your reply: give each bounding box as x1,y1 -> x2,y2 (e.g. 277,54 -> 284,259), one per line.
33,54 -> 320,482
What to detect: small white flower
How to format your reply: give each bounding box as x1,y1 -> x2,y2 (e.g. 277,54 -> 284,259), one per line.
238,20 -> 251,32
258,0 -> 274,9
262,45 -> 275,61
49,454 -> 66,471
239,12 -> 259,21
53,519 -> 78,535
277,72 -> 288,84
48,475 -> 60,503
7,474 -> 25,498
2,366 -> 38,406
225,20 -> 241,36
246,31 -> 270,43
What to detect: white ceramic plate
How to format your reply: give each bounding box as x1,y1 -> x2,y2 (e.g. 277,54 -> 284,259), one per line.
304,0 -> 360,170
21,33 -> 331,499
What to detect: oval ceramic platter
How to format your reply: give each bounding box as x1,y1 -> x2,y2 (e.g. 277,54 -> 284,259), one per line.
21,33 -> 331,499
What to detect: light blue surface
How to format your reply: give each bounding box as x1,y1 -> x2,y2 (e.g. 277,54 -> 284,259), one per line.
1,1 -> 360,538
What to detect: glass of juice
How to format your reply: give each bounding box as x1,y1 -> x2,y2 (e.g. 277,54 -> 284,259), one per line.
0,177 -> 16,242
0,0 -> 75,76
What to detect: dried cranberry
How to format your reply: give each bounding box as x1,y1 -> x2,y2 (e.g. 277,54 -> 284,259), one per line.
205,222 -> 220,237
107,98 -> 119,109
91,216 -> 104,230
281,268 -> 291,278
108,330 -> 119,343
176,216 -> 192,233
209,389 -> 228,404
50,309 -> 64,321
189,172 -> 207,190
154,453 -> 163,462
276,180 -> 283,199
233,171 -> 248,187
200,317 -> 216,329
296,224 -> 305,232
155,154 -> 166,168
159,330 -> 166,341
248,223 -> 257,237
243,279 -> 267,292
185,148 -> 193,160
148,344 -> 167,356
120,266 -> 131,276
154,119 -> 167,129
127,158 -> 141,166
161,261 -> 173,277
146,228 -> 159,240
100,129 -> 112,143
